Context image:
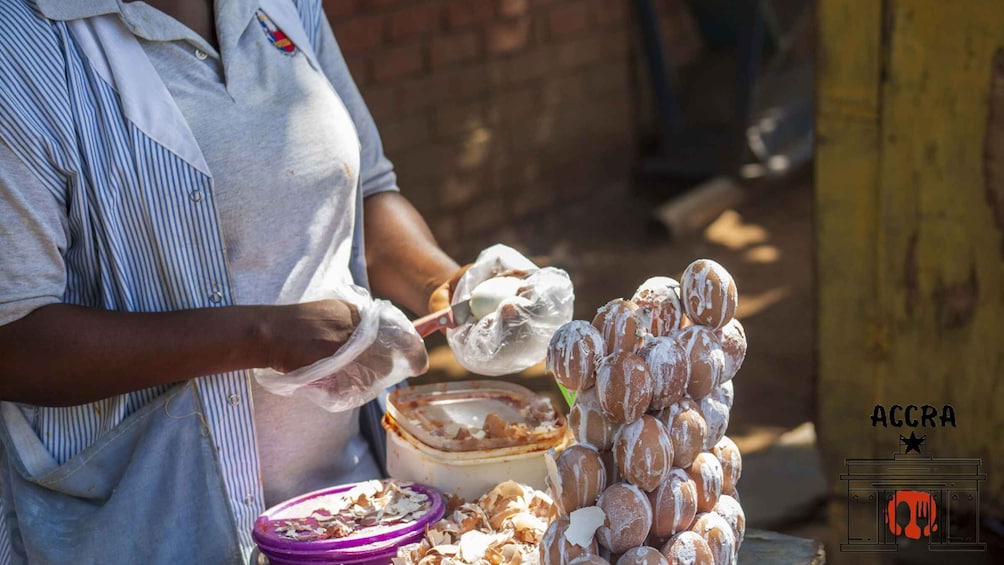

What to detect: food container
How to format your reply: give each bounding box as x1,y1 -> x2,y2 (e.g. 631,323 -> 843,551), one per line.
383,380 -> 571,500
252,480 -> 444,565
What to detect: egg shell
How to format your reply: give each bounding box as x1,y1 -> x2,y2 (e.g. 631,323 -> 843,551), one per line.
596,352 -> 654,424
661,531 -> 714,565
631,277 -> 684,336
548,444 -> 608,515
713,381 -> 734,410
617,546 -> 669,565
648,468 -> 698,540
680,259 -> 738,330
677,326 -> 724,400
656,399 -> 707,469
711,437 -> 742,493
686,453 -> 723,514
637,337 -> 689,411
712,495 -> 745,550
547,321 -> 607,392
722,486 -> 739,505
715,319 -> 746,383
689,513 -> 736,565
571,556 -> 612,565
593,299 -> 646,354
614,415 -> 674,492
540,516 -> 598,565
597,483 -> 654,554
697,394 -> 730,451
570,387 -> 620,451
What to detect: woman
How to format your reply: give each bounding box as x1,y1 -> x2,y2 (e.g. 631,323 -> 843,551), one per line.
0,0 -> 462,562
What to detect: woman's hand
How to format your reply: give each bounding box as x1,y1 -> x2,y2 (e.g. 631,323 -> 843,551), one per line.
260,299 -> 361,373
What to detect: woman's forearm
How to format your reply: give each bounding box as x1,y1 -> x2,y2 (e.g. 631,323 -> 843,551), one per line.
363,191 -> 460,315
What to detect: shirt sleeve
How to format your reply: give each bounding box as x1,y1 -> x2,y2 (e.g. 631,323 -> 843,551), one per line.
312,11 -> 399,198
0,138 -> 68,327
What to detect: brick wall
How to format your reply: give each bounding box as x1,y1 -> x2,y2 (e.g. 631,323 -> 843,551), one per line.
325,0 -> 702,260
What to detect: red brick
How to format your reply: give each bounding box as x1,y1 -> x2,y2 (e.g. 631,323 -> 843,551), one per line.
400,182 -> 439,215
539,72 -> 587,106
434,100 -> 487,137
459,192 -> 508,236
393,143 -> 450,184
371,45 -> 424,83
357,85 -> 397,121
503,48 -> 554,84
584,60 -> 629,94
588,0 -> 628,28
440,172 -> 487,209
447,0 -> 495,29
398,65 -> 498,113
429,32 -> 480,69
452,128 -> 494,172
497,0 -> 529,18
332,15 -> 384,54
365,0 -> 417,11
323,0 -> 358,20
510,183 -> 556,217
485,18 -> 531,55
548,2 -> 590,40
554,35 -> 604,69
344,55 -> 370,85
379,115 -> 432,154
491,85 -> 538,123
388,3 -> 443,40
429,212 -> 461,245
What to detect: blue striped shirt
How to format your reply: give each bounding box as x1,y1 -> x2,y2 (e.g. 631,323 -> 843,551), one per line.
0,0 -> 397,560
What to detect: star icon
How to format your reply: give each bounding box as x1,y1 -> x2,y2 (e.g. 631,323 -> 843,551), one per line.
900,431 -> 926,454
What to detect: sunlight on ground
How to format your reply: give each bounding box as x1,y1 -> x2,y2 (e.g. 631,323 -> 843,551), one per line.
704,210 -> 769,250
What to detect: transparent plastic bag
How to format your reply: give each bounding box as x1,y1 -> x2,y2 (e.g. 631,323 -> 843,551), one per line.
254,285 -> 429,412
447,244 -> 574,376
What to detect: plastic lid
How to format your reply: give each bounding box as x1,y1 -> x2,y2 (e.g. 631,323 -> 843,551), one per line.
252,480 -> 444,555
386,380 -> 567,453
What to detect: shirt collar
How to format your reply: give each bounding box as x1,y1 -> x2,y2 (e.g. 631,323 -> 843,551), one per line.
35,0 -> 121,21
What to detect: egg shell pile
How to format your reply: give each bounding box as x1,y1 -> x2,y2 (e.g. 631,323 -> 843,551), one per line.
543,260 -> 747,565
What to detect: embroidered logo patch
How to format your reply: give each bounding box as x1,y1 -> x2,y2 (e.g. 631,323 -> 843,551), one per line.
256,10 -> 296,55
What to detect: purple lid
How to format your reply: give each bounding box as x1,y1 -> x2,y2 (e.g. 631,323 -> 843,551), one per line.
253,480 -> 444,555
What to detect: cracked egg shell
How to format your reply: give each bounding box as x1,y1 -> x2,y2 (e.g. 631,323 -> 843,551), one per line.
617,546 -> 669,565
712,495 -> 745,550
689,513 -> 736,565
715,319 -> 746,383
697,393 -> 730,451
592,299 -> 646,354
596,351 -> 654,425
547,444 -> 608,516
548,321 -> 607,392
614,415 -> 674,492
661,531 -> 714,565
540,516 -> 597,565
596,483 -> 653,554
711,437 -> 741,494
677,327 -> 725,400
648,468 -> 698,540
570,387 -> 620,451
686,453 -> 723,514
656,399 -> 707,469
681,259 -> 737,330
631,277 -> 684,336
637,336 -> 689,411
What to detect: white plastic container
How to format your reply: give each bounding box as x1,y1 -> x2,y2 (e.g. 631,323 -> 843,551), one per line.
383,381 -> 571,501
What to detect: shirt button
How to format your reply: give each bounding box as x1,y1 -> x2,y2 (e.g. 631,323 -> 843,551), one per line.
243,493 -> 256,506
227,393 -> 240,406
189,189 -> 203,203
195,48 -> 208,60
208,290 -> 223,304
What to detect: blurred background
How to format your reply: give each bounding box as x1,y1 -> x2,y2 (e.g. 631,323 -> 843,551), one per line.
325,0 -> 1002,563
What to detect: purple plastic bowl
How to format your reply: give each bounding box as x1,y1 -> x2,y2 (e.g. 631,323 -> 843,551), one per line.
252,481 -> 444,565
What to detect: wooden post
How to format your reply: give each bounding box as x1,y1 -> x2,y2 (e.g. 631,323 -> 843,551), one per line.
817,0 -> 1004,562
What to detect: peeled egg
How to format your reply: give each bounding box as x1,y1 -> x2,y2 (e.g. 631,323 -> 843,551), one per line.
614,415 -> 673,492
656,399 -> 707,469
592,299 -> 645,353
469,276 -> 526,320
569,387 -> 620,451
689,513 -> 736,565
637,336 -> 689,411
686,453 -> 723,514
540,516 -> 597,565
631,277 -> 684,336
596,352 -> 653,424
712,495 -> 745,551
547,321 -> 607,392
711,437 -> 742,493
648,468 -> 698,540
677,326 -> 725,400
547,444 -> 608,515
698,393 -> 730,451
661,531 -> 713,565
681,259 -> 737,330
715,319 -> 746,383
596,483 -> 653,553
617,546 -> 669,565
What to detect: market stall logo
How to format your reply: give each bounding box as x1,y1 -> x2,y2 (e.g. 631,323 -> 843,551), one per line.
256,10 -> 296,55
840,407 -> 987,553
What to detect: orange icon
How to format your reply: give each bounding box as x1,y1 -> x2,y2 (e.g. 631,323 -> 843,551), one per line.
885,490 -> 938,539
